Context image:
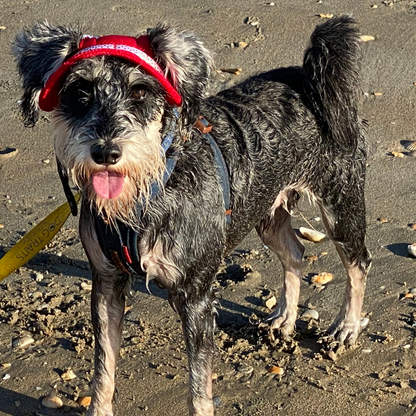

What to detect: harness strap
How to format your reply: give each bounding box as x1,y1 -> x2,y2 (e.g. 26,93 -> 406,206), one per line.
91,112 -> 232,274
194,116 -> 232,224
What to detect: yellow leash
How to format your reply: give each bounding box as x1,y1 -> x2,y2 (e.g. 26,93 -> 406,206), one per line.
0,193 -> 81,281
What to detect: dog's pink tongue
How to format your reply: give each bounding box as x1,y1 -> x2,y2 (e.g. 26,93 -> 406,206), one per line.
92,171 -> 124,199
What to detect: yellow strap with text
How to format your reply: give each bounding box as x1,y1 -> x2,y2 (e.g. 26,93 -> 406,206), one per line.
0,193 -> 81,281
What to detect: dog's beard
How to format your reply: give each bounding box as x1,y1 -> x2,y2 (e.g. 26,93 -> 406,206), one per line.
53,116 -> 166,230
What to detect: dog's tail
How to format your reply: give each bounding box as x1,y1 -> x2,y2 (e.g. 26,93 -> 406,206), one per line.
303,15 -> 362,153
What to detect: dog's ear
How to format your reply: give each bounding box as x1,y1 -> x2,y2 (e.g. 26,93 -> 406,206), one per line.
147,24 -> 214,127
12,21 -> 81,127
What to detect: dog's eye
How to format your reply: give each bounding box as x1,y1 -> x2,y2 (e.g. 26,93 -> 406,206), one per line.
131,88 -> 147,100
78,89 -> 92,105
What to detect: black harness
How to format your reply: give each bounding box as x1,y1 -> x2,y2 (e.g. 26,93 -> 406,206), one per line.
60,113 -> 231,275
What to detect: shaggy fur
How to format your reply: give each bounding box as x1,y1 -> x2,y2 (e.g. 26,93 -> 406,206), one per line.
13,16 -> 371,416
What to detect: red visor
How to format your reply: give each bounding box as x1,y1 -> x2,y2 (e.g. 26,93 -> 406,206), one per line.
38,35 -> 182,111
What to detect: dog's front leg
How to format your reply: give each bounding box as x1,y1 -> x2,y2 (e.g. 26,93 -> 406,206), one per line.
87,269 -> 126,416
173,290 -> 216,416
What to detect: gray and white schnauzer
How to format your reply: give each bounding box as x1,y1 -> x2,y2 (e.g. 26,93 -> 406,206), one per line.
13,15 -> 371,416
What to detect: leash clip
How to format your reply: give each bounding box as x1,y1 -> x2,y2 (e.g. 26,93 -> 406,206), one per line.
194,115 -> 212,134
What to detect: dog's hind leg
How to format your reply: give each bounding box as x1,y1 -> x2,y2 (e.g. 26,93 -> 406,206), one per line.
172,288 -> 216,416
256,190 -> 305,339
318,189 -> 372,348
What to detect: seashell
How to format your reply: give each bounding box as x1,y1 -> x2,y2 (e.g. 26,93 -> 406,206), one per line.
404,293 -> 414,299
61,369 -> 77,381
409,224 -> 416,230
267,366 -> 284,375
391,151 -> 404,157
264,296 -> 277,309
318,13 -> 333,18
360,35 -> 375,42
360,317 -> 370,328
1,363 -> 11,369
311,272 -> 333,285
407,243 -> 416,258
0,147 -> 18,159
12,336 -> 34,349
405,141 -> 416,151
302,309 -> 319,320
3,374 -> 10,380
42,395 -> 63,409
81,282 -> 92,291
77,396 -> 92,406
378,217 -> 388,223
361,348 -> 372,354
236,363 -> 254,375
410,288 -> 416,296
299,227 -> 326,243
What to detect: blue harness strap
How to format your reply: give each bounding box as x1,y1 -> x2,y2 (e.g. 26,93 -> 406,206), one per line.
194,116 -> 232,224
93,112 -> 231,274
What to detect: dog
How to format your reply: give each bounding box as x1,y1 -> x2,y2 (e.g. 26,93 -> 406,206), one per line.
13,16 -> 371,416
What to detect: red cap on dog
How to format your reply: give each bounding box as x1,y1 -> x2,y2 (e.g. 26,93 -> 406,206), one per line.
38,35 -> 182,111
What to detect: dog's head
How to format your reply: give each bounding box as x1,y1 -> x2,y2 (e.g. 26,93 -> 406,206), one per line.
13,21 -> 213,226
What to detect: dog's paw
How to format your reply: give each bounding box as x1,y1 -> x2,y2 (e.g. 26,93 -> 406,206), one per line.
260,305 -> 297,342
319,315 -> 361,356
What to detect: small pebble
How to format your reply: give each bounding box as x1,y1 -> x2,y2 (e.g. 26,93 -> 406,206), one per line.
42,159 -> 50,164
0,26 -> 6,30
35,273 -> 44,282
362,348 -> 372,354
360,317 -> 370,328
213,396 -> 222,409
302,309 -> 319,320
3,374 -> 10,380
42,395 -> 63,409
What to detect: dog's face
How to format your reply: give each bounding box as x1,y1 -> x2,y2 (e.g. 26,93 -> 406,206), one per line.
13,22 -> 213,226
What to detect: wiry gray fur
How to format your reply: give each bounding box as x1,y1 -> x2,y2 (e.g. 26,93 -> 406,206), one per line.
13,15 -> 371,416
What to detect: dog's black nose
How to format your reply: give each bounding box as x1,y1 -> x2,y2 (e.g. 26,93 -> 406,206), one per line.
91,144 -> 122,165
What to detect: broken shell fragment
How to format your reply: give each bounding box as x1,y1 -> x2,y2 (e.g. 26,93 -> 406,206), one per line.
42,395 -> 63,409
236,363 -> 254,375
81,282 -> 92,291
302,309 -> 319,320
360,317 -> 370,328
77,396 -> 92,406
12,336 -> 34,349
311,272 -> 333,285
267,365 -> 284,375
299,227 -> 326,243
264,295 -> 277,309
61,368 -> 77,381
407,243 -> 416,258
